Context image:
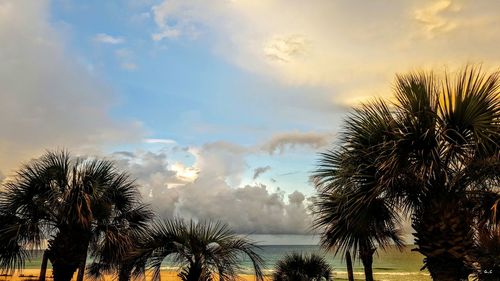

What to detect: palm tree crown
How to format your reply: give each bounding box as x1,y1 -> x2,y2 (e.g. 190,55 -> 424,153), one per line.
130,219 -> 264,281
272,252 -> 332,281
0,150 -> 152,281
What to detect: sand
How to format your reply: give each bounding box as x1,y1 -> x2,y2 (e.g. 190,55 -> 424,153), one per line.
0,269 -> 269,281
0,269 -> 431,281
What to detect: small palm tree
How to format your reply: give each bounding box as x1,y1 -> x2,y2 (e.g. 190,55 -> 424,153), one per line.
273,252 -> 332,281
313,101 -> 404,281
87,226 -> 148,281
313,190 -> 403,281
0,150 -> 152,281
130,219 -> 264,281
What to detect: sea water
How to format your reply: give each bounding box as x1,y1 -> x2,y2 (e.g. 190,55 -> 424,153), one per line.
20,245 -> 431,281
238,245 -> 431,281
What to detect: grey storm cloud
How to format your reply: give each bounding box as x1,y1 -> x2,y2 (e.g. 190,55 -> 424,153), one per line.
112,142 -> 312,234
260,131 -> 332,154
253,166 -> 271,180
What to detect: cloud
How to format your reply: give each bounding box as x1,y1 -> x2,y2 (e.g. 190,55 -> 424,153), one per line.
414,0 -> 460,37
149,0 -> 500,107
93,33 -> 125,44
151,0 -> 198,40
115,48 -> 138,71
113,143 -> 312,234
264,34 -> 309,62
0,0 -> 143,172
144,138 -> 177,145
253,165 -> 271,180
260,131 -> 332,154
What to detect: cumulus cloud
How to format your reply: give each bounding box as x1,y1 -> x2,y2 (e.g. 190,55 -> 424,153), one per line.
93,33 -> 125,44
259,131 -> 332,154
253,165 -> 271,180
0,0 -> 143,172
113,142 -> 312,234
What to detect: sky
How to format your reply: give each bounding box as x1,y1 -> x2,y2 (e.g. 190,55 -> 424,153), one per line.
1,0 -> 500,237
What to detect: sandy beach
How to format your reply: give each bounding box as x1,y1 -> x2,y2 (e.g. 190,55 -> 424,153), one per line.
1,269 -> 266,281
0,268 -> 432,281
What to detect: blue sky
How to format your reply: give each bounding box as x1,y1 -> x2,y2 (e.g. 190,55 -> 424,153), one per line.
1,0 -> 500,234
46,0 -> 342,196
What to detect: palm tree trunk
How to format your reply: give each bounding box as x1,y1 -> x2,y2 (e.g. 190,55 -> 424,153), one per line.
345,251 -> 354,281
426,257 -> 470,281
48,230 -> 91,281
359,247 -> 375,281
118,264 -> 132,281
39,250 -> 49,281
76,242 -> 88,281
413,196 -> 474,281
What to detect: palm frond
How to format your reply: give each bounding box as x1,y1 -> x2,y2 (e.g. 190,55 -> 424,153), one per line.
273,252 -> 332,281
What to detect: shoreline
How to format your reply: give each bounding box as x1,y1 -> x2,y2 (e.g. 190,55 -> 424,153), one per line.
1,268 -> 431,281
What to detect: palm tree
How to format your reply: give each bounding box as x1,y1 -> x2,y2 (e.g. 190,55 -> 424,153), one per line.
345,251 -> 354,281
130,219 -> 264,281
0,150 -> 153,281
87,223 -> 149,281
313,100 -> 404,281
272,252 -> 332,281
313,190 -> 403,281
313,66 -> 500,281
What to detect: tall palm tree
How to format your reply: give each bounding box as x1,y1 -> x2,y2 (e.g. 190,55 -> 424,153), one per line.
313,66 -> 500,281
0,150 -> 153,281
130,219 -> 264,281
272,252 -> 332,281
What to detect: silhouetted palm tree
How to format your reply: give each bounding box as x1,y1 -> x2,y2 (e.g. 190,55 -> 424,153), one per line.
273,252 -> 332,281
130,219 -> 264,281
87,219 -> 149,281
313,190 -> 403,281
313,66 -> 500,280
0,150 -> 152,281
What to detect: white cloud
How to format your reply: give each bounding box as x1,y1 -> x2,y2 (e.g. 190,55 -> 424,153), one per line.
264,34 -> 309,62
144,138 -> 177,145
93,33 -> 125,44
152,28 -> 181,41
414,0 -> 460,38
0,0 -> 143,172
113,144 -> 312,234
151,0 -> 198,40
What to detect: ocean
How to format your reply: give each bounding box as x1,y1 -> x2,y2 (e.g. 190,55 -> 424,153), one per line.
21,245 -> 430,281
